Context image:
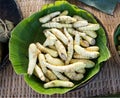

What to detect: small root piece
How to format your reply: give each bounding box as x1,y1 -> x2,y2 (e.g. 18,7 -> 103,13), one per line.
52,71 -> 69,81
39,11 -> 60,23
52,16 -> 77,23
43,36 -> 56,47
83,31 -> 97,38
70,59 -> 95,68
74,45 -> 99,59
86,46 -> 99,51
59,10 -> 68,16
67,28 -> 86,36
38,53 -> 47,73
44,80 -> 74,88
42,22 -> 72,28
64,72 -> 84,81
80,40 -> 89,48
44,61 -> 86,73
45,54 -> 64,66
50,28 -> 68,45
45,69 -> 57,81
77,24 -> 100,31
80,35 -> 96,45
55,40 -> 67,61
73,20 -> 88,28
34,64 -> 46,81
38,53 -> 57,80
36,42 -> 58,57
74,33 -> 80,45
48,45 -> 56,50
73,15 -> 85,21
64,28 -> 73,64
27,43 -> 38,75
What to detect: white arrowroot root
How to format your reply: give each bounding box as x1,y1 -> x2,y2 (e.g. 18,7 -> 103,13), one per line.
34,70 -> 50,82
44,80 -> 74,88
64,72 -> 84,81
52,71 -> 69,81
52,16 -> 77,23
50,28 -> 68,45
43,30 -> 57,48
64,28 -> 73,64
80,40 -> 89,48
43,35 -> 57,47
27,11 -> 101,88
42,22 -> 72,28
55,40 -> 67,61
43,29 -> 56,38
38,53 -> 57,80
37,63 -> 50,82
43,61 -> 86,73
74,33 -> 91,47
77,68 -> 86,74
34,64 -> 46,81
38,53 -> 47,73
39,11 -> 60,23
67,28 -> 86,36
45,69 -> 58,81
73,15 -> 86,21
83,31 -> 97,38
48,45 -> 57,50
74,33 -> 80,45
36,42 -> 58,57
70,59 -> 95,68
45,54 -> 64,66
80,34 -> 96,45
77,24 -> 100,31
73,20 -> 88,28
74,45 -> 100,59
73,53 -> 90,59
59,10 -> 68,16
27,43 -> 38,75
86,46 -> 99,51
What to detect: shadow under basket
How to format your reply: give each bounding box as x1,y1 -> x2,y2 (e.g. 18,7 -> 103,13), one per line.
0,0 -> 22,70
0,43 -> 9,70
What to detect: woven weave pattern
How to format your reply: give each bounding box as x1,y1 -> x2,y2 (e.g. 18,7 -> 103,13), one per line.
0,0 -> 120,97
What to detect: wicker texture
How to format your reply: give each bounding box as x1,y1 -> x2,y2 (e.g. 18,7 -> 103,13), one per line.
0,0 -> 120,97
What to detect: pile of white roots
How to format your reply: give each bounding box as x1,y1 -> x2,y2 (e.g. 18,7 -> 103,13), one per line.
27,10 -> 100,88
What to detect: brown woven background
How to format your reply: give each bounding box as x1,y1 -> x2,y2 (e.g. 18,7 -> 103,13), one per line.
0,0 -> 120,97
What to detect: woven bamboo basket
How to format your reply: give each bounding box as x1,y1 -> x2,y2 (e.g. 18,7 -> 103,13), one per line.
0,0 -> 120,97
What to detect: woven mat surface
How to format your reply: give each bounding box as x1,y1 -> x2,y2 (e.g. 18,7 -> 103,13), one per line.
0,0 -> 120,97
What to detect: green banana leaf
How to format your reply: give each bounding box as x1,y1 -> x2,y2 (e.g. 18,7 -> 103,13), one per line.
9,1 -> 111,95
114,24 -> 120,46
78,0 -> 118,15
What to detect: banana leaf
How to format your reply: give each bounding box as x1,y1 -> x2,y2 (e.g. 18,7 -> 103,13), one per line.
114,24 -> 120,46
78,0 -> 118,15
9,1 -> 111,95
